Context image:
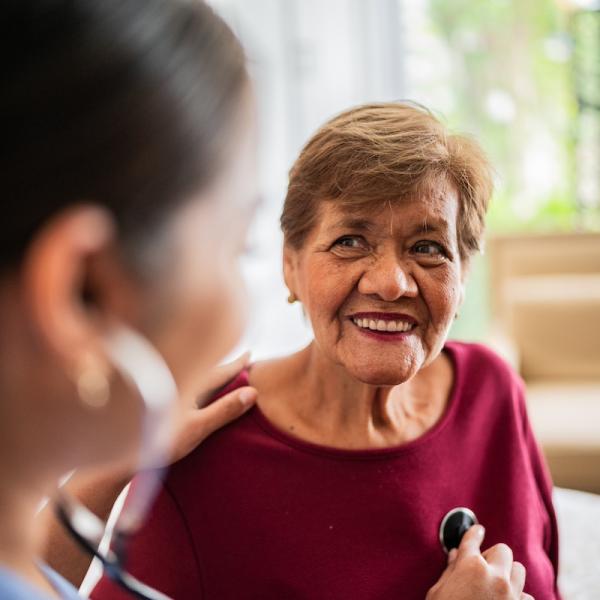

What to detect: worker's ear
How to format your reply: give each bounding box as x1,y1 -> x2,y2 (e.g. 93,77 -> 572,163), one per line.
20,204 -> 121,370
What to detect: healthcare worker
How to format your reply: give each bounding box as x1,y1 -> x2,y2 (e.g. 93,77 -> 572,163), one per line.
1,1 -> 530,598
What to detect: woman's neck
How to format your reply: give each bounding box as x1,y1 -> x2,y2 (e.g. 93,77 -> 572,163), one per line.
253,342 -> 453,450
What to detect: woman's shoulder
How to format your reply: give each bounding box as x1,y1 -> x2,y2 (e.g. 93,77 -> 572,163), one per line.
446,340 -> 521,381
165,355 -> 297,484
207,353 -> 296,403
247,353 -> 300,390
444,341 -> 530,444
446,340 -> 526,408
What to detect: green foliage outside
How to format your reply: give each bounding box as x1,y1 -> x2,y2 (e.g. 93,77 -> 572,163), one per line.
429,0 -> 583,231
423,1 -> 600,340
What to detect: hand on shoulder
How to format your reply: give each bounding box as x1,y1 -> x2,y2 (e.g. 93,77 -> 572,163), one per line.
169,352 -> 258,464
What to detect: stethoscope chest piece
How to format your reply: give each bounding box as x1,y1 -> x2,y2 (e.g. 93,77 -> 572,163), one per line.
439,507 -> 478,553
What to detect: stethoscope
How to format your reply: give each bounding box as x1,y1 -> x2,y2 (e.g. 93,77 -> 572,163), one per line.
54,325 -> 178,600
439,507 -> 479,553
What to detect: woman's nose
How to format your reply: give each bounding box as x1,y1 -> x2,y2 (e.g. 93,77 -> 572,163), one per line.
357,255 -> 418,301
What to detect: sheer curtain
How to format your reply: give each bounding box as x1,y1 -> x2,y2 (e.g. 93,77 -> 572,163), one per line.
210,0 -> 408,359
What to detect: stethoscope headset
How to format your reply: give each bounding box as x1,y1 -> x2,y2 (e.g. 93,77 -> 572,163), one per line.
54,325 -> 178,600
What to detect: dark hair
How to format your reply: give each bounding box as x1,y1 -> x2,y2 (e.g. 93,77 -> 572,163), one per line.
1,0 -> 247,269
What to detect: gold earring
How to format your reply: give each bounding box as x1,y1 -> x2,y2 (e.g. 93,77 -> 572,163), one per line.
74,356 -> 111,409
287,292 -> 297,304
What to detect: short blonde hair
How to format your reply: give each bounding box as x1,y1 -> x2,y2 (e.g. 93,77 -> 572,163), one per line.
281,102 -> 494,259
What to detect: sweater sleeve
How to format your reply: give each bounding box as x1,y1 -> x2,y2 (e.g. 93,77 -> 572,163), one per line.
515,376 -> 562,599
90,480 -> 202,600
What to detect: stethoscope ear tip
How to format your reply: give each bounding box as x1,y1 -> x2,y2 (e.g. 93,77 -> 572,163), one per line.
439,507 -> 478,554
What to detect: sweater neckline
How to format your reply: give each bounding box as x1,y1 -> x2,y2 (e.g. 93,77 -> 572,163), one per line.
247,342 -> 463,461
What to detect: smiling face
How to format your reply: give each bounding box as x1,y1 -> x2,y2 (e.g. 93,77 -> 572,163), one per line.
284,181 -> 466,386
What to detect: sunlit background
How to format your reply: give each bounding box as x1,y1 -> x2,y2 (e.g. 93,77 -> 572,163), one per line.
209,0 -> 600,350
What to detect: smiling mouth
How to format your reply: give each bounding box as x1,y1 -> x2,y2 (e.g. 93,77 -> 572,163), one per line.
350,317 -> 417,334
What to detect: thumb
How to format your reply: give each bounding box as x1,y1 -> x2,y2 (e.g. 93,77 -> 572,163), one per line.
455,524 -> 485,561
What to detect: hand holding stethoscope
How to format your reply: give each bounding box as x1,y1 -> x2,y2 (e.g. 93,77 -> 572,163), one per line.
430,508 -> 532,600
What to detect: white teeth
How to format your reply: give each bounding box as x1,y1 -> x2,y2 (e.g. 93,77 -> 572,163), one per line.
352,317 -> 414,333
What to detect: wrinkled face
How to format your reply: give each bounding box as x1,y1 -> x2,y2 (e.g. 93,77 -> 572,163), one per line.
284,183 -> 466,385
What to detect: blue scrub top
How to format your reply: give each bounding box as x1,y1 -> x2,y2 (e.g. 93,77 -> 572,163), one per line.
0,564 -> 81,599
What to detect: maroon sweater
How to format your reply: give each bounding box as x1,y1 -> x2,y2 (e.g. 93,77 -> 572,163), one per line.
92,342 -> 560,599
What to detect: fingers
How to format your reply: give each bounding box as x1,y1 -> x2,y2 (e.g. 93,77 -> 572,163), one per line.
206,351 -> 251,389
433,528 -> 530,600
196,352 -> 251,406
482,543 -> 513,579
171,385 -> 257,463
191,385 -> 257,442
510,561 -> 526,595
455,524 -> 485,559
446,548 -> 458,566
168,385 -> 257,465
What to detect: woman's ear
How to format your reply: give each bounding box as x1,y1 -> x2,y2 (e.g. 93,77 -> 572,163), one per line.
21,204 -> 117,367
282,243 -> 300,301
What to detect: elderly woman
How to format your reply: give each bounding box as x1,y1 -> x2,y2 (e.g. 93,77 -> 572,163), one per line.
91,103 -> 559,599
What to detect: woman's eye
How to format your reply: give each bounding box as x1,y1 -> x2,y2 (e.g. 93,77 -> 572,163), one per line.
413,241 -> 446,257
332,235 -> 367,250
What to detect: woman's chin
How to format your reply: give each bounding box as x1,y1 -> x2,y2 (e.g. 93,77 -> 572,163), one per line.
345,362 -> 415,387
